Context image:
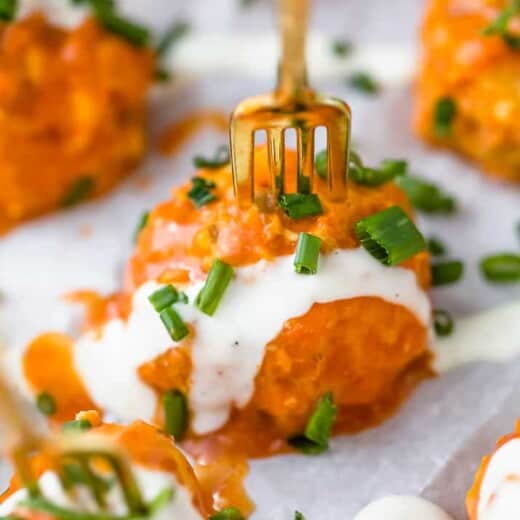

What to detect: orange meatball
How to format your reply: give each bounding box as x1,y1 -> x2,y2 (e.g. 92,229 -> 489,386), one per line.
0,13 -> 154,234
415,0 -> 520,182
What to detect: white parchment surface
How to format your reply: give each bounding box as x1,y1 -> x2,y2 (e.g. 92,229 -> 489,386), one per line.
1,1 -> 520,518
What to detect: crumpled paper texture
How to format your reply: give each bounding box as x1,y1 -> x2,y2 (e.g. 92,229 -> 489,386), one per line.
1,1 -> 519,518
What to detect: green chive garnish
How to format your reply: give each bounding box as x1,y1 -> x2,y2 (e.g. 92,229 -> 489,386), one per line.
278,193 -> 323,219
433,97 -> 457,137
427,237 -> 447,256
355,206 -> 426,266
480,253 -> 520,283
193,145 -> 230,169
93,2 -> 150,47
61,176 -> 95,208
195,259 -> 234,316
315,148 -> 407,187
396,175 -> 456,213
156,21 -> 190,57
431,260 -> 464,286
0,0 -> 17,21
294,233 -> 322,275
36,392 -> 56,416
349,72 -> 380,94
188,176 -> 217,208
62,419 -> 92,433
433,309 -> 454,336
289,392 -> 337,455
149,285 -> 187,312
163,390 -> 188,441
133,210 -> 149,243
209,507 -> 244,520
295,513 -> 306,520
482,0 -> 520,49
160,306 -> 189,341
331,39 -> 352,57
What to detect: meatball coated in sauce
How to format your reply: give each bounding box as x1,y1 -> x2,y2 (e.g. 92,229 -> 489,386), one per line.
415,0 -> 520,182
0,12 -> 154,233
23,146 -> 432,460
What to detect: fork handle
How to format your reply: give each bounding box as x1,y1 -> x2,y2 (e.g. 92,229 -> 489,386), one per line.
276,0 -> 310,102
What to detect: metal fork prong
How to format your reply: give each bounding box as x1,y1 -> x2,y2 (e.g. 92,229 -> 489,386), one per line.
297,125 -> 314,193
267,128 -> 285,195
326,123 -> 348,200
230,119 -> 255,204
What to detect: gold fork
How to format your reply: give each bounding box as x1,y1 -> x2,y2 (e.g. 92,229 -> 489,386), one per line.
0,374 -> 148,516
230,0 -> 351,204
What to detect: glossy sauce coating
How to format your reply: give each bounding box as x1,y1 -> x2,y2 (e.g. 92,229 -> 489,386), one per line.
415,0 -> 520,182
0,13 -> 154,233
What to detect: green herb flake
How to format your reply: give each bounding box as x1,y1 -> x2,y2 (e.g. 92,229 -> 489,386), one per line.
62,419 -> 92,434
433,97 -> 457,138
433,309 -> 454,337
209,506 -> 245,520
431,260 -> 464,286
349,72 -> 380,95
133,210 -> 149,243
279,193 -> 323,219
163,390 -> 188,441
156,21 -> 190,57
193,145 -> 230,169
294,512 -> 306,520
188,176 -> 218,208
355,206 -> 426,266
427,237 -> 447,256
396,175 -> 456,214
480,253 -> 520,283
482,0 -> 520,49
61,177 -> 95,208
36,392 -> 56,417
289,392 -> 337,455
331,39 -> 352,57
0,0 -> 17,21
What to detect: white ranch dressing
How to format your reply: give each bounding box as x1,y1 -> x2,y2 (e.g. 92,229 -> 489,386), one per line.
432,300 -> 520,373
353,495 -> 454,520
477,438 -> 520,520
0,465 -> 202,520
74,247 -> 431,435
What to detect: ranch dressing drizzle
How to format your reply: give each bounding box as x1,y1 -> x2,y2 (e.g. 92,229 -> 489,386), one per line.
353,495 -> 454,520
432,300 -> 520,373
74,248 -> 431,435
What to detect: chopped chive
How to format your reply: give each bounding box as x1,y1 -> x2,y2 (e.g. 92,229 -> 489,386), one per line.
349,72 -> 380,94
0,0 -> 17,21
433,97 -> 457,138
188,176 -> 217,208
315,150 -> 328,179
148,285 -> 185,312
396,175 -> 456,213
427,237 -> 447,256
295,513 -> 306,520
433,309 -> 454,336
355,206 -> 426,266
279,193 -> 323,219
480,253 -> 520,283
289,392 -> 337,455
133,210 -> 149,243
62,419 -> 92,433
193,145 -> 230,169
61,176 -> 95,208
431,260 -> 464,286
331,39 -> 352,57
294,233 -> 322,275
209,507 -> 244,520
482,0 -> 520,49
148,488 -> 175,515
156,21 -> 190,57
160,306 -> 189,341
93,4 -> 150,47
163,390 -> 188,441
36,392 -> 56,416
195,259 -> 234,316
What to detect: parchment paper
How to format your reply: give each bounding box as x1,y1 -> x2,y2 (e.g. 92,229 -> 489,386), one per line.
1,1 -> 520,518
